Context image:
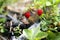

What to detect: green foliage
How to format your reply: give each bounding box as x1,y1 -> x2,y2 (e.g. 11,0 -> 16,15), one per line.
0,18 -> 6,23
0,24 -> 7,33
13,26 -> 21,37
0,26 -> 4,33
47,31 -> 60,40
32,0 -> 60,9
23,27 -> 48,40
27,0 -> 60,40
0,0 -> 18,36
0,0 -> 17,24
0,0 -> 60,39
39,0 -> 60,31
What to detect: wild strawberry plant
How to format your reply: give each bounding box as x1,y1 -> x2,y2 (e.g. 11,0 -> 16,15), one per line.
23,0 -> 60,40
0,0 -> 60,40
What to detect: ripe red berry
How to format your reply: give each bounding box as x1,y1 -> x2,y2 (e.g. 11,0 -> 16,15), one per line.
24,11 -> 30,18
37,9 -> 43,16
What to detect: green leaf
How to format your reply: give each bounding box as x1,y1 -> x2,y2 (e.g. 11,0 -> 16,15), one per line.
0,18 -> 6,23
23,26 -> 48,40
0,28 -> 4,33
0,26 -> 4,33
47,31 -> 59,40
23,29 -> 32,39
36,32 -> 48,39
47,31 -> 60,40
54,32 -> 60,40
55,0 -> 60,4
33,0 -> 46,8
46,1 -> 52,6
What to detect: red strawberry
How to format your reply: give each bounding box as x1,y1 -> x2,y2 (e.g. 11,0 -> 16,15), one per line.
24,11 -> 30,18
37,9 -> 43,16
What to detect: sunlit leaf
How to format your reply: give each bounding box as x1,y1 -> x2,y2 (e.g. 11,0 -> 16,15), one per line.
23,29 -> 32,39
36,32 -> 48,39
46,1 -> 52,6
